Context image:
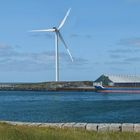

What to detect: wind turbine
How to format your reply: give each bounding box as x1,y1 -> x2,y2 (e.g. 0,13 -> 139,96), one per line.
30,8 -> 73,81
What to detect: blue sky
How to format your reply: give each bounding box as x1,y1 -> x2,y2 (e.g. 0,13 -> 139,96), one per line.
0,0 -> 140,82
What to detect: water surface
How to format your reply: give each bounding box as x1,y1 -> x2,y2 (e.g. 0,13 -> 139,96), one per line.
0,91 -> 140,123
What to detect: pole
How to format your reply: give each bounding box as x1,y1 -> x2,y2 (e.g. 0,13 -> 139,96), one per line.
55,32 -> 59,81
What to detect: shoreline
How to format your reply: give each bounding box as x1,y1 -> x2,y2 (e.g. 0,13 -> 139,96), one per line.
1,121 -> 140,132
0,81 -> 95,92
0,87 -> 96,92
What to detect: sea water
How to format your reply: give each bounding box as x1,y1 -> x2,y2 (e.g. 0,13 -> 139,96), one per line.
0,91 -> 140,123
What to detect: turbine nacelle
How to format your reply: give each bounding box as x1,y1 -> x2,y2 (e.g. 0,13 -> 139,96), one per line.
53,27 -> 58,32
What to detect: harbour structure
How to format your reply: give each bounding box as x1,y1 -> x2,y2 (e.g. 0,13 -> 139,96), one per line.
0,83 -> 14,88
94,74 -> 140,87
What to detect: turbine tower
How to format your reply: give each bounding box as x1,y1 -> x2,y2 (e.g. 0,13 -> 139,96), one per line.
30,8 -> 73,81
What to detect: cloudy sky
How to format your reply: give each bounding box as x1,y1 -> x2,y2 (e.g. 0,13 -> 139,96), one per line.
0,0 -> 140,82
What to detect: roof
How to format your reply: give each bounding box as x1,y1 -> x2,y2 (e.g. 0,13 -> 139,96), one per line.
105,74 -> 140,83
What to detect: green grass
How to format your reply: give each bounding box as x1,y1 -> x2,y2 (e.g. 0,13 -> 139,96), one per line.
0,123 -> 140,140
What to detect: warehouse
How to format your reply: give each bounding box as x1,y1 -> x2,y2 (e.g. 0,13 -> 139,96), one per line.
94,74 -> 140,87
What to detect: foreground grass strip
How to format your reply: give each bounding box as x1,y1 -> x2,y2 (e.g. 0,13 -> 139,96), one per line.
0,122 -> 140,140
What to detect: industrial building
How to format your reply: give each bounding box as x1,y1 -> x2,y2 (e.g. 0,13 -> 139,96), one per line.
94,74 -> 140,87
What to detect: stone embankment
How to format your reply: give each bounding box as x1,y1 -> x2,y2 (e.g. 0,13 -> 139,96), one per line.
0,81 -> 94,91
1,121 -> 140,132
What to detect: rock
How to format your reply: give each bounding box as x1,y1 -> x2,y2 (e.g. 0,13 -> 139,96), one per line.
134,124 -> 140,132
109,123 -> 121,132
98,123 -> 110,132
62,123 -> 76,128
122,123 -> 134,132
39,123 -> 64,128
26,123 -> 41,126
86,123 -> 98,131
73,123 -> 87,129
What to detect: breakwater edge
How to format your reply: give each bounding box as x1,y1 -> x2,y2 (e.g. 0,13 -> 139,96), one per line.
0,81 -> 95,91
1,121 -> 140,132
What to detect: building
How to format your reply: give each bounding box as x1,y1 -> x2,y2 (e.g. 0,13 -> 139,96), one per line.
94,74 -> 140,87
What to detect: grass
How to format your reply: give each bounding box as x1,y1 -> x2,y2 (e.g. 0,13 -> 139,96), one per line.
0,123 -> 140,140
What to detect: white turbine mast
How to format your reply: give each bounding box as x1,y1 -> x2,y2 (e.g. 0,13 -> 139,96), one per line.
29,8 -> 73,82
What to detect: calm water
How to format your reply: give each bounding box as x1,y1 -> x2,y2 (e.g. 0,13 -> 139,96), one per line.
0,91 -> 140,123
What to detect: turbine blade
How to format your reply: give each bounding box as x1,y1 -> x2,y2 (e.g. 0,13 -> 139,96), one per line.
58,31 -> 73,62
58,8 -> 71,30
29,29 -> 55,32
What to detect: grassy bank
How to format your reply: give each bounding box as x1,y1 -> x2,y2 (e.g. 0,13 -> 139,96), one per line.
0,123 -> 140,140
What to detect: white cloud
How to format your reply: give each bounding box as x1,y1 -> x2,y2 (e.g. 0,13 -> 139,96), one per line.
0,44 -> 88,72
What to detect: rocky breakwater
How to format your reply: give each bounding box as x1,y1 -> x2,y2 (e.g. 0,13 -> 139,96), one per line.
2,121 -> 140,132
0,81 -> 95,91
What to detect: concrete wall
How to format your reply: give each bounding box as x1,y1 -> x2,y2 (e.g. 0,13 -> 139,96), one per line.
1,121 -> 140,132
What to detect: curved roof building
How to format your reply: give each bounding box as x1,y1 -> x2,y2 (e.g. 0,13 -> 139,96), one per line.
95,74 -> 140,87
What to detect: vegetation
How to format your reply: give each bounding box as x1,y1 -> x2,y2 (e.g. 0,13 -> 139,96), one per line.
0,123 -> 140,140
